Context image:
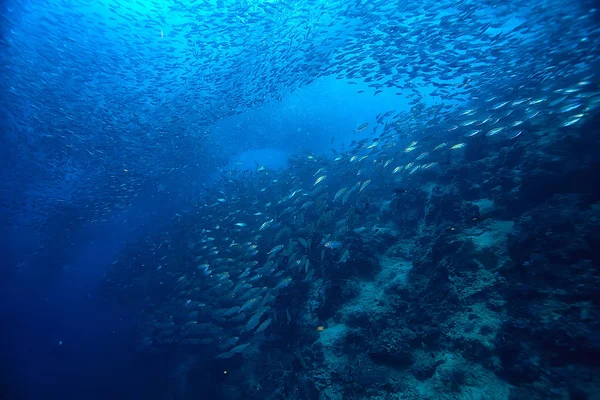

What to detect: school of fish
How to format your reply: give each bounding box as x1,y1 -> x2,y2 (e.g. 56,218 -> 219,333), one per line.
1,0 -> 599,360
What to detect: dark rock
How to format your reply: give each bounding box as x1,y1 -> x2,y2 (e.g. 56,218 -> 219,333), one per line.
368,329 -> 415,368
410,359 -> 442,381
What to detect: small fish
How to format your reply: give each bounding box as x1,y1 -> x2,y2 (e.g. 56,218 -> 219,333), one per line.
528,97 -> 546,105
298,237 -> 309,249
465,129 -> 481,137
421,162 -> 438,170
359,180 -> 371,192
301,201 -> 314,209
313,167 -> 326,176
259,219 -> 274,230
274,277 -> 292,290
333,187 -> 347,202
268,244 -> 284,255
415,152 -> 429,160
197,264 -> 210,276
239,297 -> 259,313
491,101 -> 510,110
486,127 -> 504,136
324,241 -> 342,249
510,120 -> 524,127
216,351 -> 235,359
560,116 -> 582,127
408,165 -> 420,174
459,109 -> 476,116
560,103 -> 582,113
245,309 -> 267,332
353,122 -> 368,132
255,318 -> 272,333
338,249 -> 350,263
234,222 -> 247,227
507,131 -> 522,139
314,175 -> 327,186
460,119 -> 478,127
450,143 -> 467,149
219,336 -> 240,349
230,343 -> 251,353
432,142 -> 447,151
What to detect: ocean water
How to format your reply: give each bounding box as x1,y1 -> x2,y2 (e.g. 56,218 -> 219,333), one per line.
1,0 -> 599,399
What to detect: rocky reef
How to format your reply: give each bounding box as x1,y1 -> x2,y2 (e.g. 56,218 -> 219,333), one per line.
188,115 -> 600,400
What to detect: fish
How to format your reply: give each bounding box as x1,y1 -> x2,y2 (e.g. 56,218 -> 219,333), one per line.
353,122 -> 368,132
239,297 -> 260,313
507,131 -> 523,140
301,201 -> 314,209
465,129 -> 482,137
274,277 -> 292,290
333,187 -> 347,202
486,127 -> 504,136
314,175 -> 327,186
561,116 -> 582,127
267,245 -> 284,255
338,249 -> 350,263
422,162 -> 439,170
259,219 -> 274,230
313,168 -> 326,176
230,343 -> 251,353
460,119 -> 478,127
218,336 -> 240,349
298,238 -> 309,249
84,0 -> 600,364
216,351 -> 236,359
491,101 -> 510,110
255,318 -> 272,333
359,180 -> 371,192
245,308 -> 268,332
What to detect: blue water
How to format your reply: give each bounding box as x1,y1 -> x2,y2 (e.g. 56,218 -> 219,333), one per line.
2,196 -> 156,398
1,0 -> 599,398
